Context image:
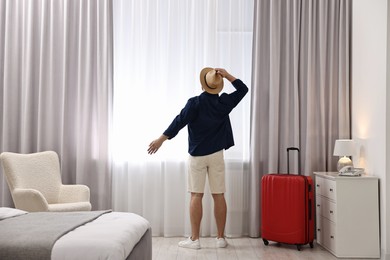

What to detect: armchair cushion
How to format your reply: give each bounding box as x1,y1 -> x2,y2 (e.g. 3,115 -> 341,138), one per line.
58,184 -> 90,203
48,202 -> 91,212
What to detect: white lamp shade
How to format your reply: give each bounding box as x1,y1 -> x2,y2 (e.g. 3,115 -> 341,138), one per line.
333,139 -> 355,156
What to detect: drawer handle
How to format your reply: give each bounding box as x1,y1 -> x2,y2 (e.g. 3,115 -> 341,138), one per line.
330,210 -> 334,214
317,228 -> 321,231
329,188 -> 333,192
317,204 -> 320,207
316,184 -> 320,187
330,235 -> 334,239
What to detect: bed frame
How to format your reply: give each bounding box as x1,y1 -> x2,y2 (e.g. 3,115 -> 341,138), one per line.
126,227 -> 152,260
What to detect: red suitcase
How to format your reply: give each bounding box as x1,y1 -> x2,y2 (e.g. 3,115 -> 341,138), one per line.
261,147 -> 314,251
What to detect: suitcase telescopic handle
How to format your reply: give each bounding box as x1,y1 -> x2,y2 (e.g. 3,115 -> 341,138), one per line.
287,147 -> 300,175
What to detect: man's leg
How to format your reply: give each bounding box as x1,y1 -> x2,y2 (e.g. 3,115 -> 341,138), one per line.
212,193 -> 227,238
178,192 -> 203,249
190,192 -> 203,240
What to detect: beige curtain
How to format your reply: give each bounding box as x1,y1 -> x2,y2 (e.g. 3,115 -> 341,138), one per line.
0,0 -> 113,210
249,0 -> 351,237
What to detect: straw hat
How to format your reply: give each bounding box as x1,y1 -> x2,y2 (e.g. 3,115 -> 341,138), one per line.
199,67 -> 224,94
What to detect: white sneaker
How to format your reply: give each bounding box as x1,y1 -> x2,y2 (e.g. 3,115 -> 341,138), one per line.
216,237 -> 228,248
178,237 -> 201,249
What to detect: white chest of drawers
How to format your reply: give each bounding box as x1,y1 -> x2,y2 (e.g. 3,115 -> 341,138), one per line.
314,172 -> 380,258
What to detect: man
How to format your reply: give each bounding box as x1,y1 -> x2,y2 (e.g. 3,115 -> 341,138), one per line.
147,67 -> 248,249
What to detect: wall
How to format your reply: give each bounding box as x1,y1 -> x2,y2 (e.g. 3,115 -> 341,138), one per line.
352,0 -> 389,258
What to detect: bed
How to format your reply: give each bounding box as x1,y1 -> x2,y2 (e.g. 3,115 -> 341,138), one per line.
0,207 -> 152,260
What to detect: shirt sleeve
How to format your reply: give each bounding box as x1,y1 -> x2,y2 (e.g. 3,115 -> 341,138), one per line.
220,79 -> 249,108
163,97 -> 198,139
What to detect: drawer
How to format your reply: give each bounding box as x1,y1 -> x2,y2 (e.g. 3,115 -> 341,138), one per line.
316,196 -> 337,222
315,177 -> 324,195
316,213 -> 323,245
323,178 -> 336,200
322,199 -> 337,222
315,195 -> 322,215
322,217 -> 336,253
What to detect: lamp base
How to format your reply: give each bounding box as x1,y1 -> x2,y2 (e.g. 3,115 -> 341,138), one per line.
337,156 -> 353,171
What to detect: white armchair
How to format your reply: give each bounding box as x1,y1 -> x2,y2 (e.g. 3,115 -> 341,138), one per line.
0,151 -> 92,212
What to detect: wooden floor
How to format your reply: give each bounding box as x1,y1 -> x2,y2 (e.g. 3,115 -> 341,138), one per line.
152,237 -> 361,260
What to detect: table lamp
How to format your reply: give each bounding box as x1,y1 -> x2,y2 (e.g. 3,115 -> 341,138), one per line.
333,139 -> 355,171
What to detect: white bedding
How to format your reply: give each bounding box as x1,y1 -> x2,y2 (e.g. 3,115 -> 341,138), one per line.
0,207 -> 27,220
51,211 -> 150,260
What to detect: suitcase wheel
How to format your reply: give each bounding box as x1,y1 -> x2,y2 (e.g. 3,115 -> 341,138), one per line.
262,239 -> 269,246
309,242 -> 314,248
296,245 -> 301,251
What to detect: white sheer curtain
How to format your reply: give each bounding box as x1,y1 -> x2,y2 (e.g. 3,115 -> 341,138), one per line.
0,0 -> 112,210
112,0 -> 253,237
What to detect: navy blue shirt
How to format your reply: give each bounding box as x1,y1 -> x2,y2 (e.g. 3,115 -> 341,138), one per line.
163,79 -> 248,156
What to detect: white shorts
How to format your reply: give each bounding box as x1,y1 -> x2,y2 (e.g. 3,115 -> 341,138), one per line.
187,150 -> 225,194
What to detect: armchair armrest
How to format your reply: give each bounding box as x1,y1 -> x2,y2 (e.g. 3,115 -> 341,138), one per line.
12,188 -> 49,212
58,184 -> 90,203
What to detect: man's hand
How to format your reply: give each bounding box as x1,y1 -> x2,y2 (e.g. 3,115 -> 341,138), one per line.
215,68 -> 237,82
148,134 -> 168,154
